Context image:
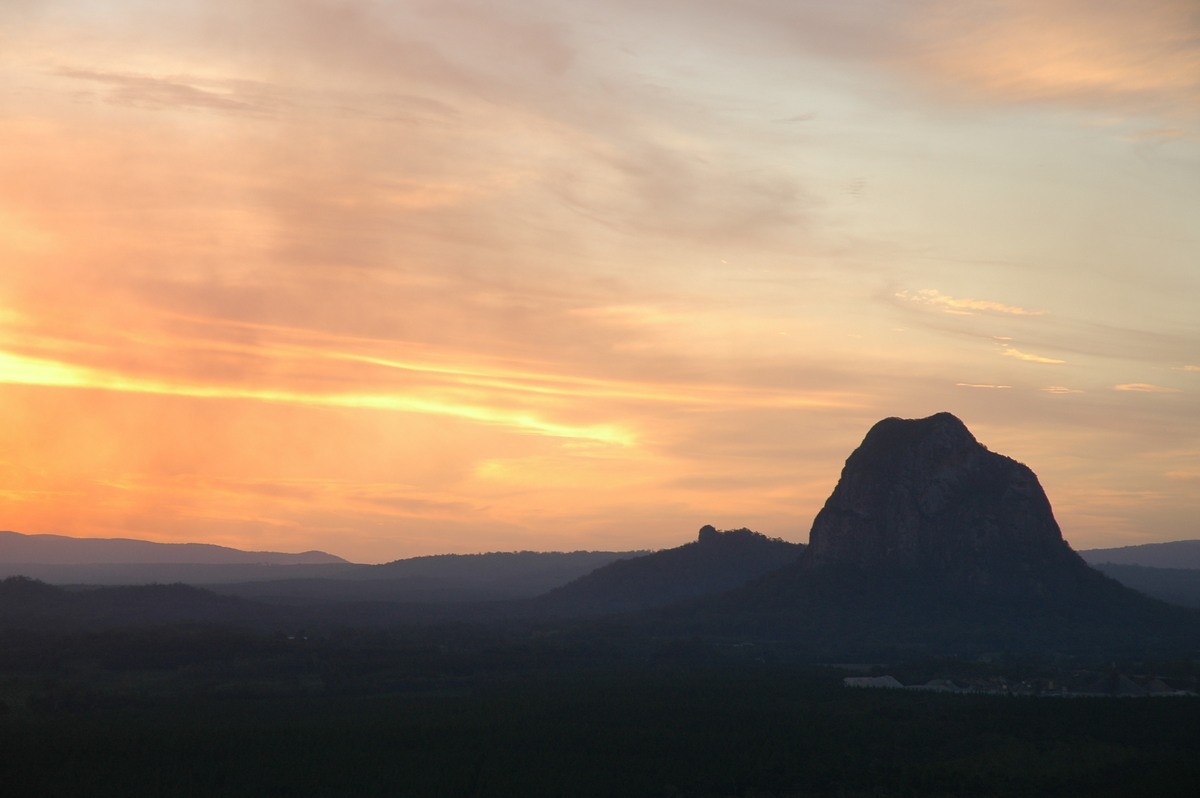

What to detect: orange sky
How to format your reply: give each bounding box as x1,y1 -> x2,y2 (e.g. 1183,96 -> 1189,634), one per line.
1,1 -> 1197,562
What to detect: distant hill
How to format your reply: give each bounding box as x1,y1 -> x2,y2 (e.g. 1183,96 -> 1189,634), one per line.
532,527 -> 803,617
214,550 -> 646,604
0,530 -> 348,566
0,576 -> 279,630
0,562 -> 361,586
0,530 -> 354,586
1080,540 -> 1200,570
0,531 -> 646,604
1091,563 -> 1200,609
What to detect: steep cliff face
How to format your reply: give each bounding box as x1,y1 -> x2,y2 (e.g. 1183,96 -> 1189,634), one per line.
803,413 -> 1088,596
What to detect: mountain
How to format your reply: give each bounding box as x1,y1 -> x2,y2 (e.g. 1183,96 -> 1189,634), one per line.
661,413 -> 1200,657
0,529 -> 644,604
1076,540 -> 1200,609
0,530 -> 354,586
1089,563 -> 1200,609
0,530 -> 348,566
532,527 -> 803,616
802,413 -> 1092,598
1081,540 -> 1200,570
209,550 -> 645,604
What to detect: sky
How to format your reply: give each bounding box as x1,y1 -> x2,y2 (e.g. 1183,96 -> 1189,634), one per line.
0,0 -> 1197,563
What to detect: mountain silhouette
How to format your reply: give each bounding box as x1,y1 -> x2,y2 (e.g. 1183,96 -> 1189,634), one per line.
1081,540 -> 1200,570
0,530 -> 347,566
661,413 -> 1200,657
214,550 -> 645,604
532,527 -> 803,616
802,412 -> 1092,598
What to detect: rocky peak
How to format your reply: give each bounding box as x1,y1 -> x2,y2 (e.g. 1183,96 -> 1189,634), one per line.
696,525 -> 765,546
803,413 -> 1082,593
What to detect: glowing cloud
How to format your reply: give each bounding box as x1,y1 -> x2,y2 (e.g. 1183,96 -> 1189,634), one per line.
0,0 -> 1197,560
1114,383 -> 1182,393
0,348 -> 634,445
906,0 -> 1200,124
897,289 -> 1045,316
1001,346 -> 1065,364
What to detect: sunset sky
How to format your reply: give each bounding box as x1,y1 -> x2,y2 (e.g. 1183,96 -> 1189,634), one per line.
1,1 -> 1197,563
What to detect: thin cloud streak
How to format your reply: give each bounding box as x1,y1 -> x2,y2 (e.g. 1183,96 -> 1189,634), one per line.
0,348 -> 635,445
1000,346 -> 1066,365
1114,383 -> 1183,393
897,288 -> 1045,316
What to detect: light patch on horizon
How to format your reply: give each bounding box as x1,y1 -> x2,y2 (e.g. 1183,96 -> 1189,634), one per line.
896,289 -> 1046,317
1042,386 -> 1084,395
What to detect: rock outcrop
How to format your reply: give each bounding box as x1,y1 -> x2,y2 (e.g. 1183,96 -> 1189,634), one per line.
533,526 -> 803,617
803,412 -> 1087,597
655,413 -> 1200,657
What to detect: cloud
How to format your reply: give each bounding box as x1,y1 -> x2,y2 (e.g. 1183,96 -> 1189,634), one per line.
613,0 -> 1199,132
1174,365 -> 1200,372
899,0 -> 1200,130
2,0 -> 1198,560
897,289 -> 1044,316
0,346 -> 637,445
1000,346 -> 1065,364
1041,386 -> 1083,395
1114,383 -> 1182,393
53,68 -> 288,116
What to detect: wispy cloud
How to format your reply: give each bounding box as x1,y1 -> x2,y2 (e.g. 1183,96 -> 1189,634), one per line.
0,347 -> 636,445
1114,383 -> 1182,393
897,289 -> 1045,316
1,0 -> 1197,560
53,68 -> 292,116
900,0 -> 1200,129
1001,346 -> 1065,364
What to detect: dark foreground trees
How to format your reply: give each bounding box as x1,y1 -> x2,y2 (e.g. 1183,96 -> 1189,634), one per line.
2,627 -> 1198,797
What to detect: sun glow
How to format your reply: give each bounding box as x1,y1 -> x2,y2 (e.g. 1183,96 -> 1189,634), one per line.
0,347 -> 634,445
0,0 -> 1196,560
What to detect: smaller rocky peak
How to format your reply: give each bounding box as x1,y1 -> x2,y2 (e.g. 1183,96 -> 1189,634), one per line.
697,524 -> 720,544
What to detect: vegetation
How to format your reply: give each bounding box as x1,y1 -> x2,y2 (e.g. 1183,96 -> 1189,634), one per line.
2,621 -> 1199,797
